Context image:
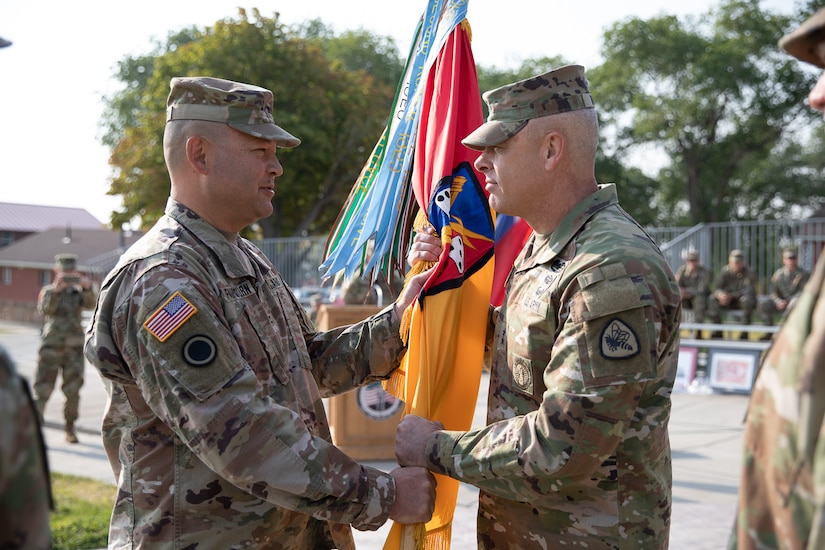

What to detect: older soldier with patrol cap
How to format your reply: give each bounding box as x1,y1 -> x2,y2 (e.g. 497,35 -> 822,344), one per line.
84,76 -> 436,549
730,9 -> 825,549
33,253 -> 96,443
398,65 -> 681,549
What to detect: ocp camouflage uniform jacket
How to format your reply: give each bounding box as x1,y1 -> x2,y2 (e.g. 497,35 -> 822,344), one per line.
424,184 -> 681,549
768,265 -> 810,303
38,278 -> 96,347
730,253 -> 825,549
675,263 -> 712,298
714,265 -> 758,300
84,199 -> 405,550
0,345 -> 51,550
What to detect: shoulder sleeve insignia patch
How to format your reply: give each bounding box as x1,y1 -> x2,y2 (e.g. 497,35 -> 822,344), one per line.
144,291 -> 197,342
599,317 -> 640,359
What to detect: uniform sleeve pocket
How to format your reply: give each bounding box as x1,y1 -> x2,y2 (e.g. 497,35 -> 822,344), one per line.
137,289 -> 247,402
576,276 -> 656,388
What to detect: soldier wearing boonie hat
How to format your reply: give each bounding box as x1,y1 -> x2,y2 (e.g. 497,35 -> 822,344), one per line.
462,64 -> 594,150
166,76 -> 300,147
731,8 -> 825,548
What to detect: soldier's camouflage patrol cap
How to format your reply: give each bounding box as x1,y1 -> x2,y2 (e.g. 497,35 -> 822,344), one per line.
166,77 -> 300,147
462,64 -> 595,150
783,246 -> 798,259
54,254 -> 78,271
779,8 -> 825,68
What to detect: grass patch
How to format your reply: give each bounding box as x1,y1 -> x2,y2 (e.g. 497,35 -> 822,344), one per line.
51,472 -> 113,550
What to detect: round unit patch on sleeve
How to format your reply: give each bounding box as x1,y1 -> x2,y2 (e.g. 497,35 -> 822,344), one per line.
599,317 -> 640,359
182,335 -> 217,367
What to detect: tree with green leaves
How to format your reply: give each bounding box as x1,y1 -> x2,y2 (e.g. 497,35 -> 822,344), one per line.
588,0 -> 823,225
101,9 -> 403,237
476,57 -> 661,226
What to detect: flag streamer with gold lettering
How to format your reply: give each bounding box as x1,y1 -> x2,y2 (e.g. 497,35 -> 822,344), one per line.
319,2 -> 494,548
380,2 -> 494,548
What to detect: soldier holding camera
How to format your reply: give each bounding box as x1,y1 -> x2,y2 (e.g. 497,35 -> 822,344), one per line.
33,254 -> 96,443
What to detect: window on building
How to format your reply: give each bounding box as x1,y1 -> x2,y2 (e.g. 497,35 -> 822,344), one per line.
0,232 -> 12,248
2,268 -> 10,285
41,270 -> 52,287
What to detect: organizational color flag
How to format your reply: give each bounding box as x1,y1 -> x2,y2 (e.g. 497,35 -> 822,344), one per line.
319,1 -> 494,549
384,2 -> 494,549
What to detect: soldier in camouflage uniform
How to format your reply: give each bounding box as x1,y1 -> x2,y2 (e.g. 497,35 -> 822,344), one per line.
33,253 -> 97,443
675,249 -> 712,326
398,65 -> 681,549
707,249 -> 758,338
0,344 -> 52,549
84,76 -> 436,549
729,10 -> 825,549
759,246 -> 809,326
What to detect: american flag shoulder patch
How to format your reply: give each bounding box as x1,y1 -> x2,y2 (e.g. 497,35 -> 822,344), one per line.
143,291 -> 197,342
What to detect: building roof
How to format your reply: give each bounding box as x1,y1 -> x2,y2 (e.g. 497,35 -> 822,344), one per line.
0,227 -> 143,271
0,202 -> 103,233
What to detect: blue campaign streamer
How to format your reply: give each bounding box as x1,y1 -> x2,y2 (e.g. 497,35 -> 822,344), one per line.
319,0 -> 469,282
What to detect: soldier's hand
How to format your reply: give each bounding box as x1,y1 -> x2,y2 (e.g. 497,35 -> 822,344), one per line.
393,270 -> 431,318
407,228 -> 442,268
388,466 -> 437,524
395,415 -> 444,468
718,292 -> 731,306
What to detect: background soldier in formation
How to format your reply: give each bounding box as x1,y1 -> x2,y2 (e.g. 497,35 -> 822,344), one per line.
675,250 -> 712,334
707,249 -> 757,338
759,246 -> 810,328
33,253 -> 96,443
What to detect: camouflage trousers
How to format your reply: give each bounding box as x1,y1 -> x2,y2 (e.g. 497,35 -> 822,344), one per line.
758,296 -> 800,326
708,295 -> 756,324
33,344 -> 85,423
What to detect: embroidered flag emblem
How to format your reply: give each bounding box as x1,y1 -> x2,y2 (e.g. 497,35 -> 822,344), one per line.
144,292 -> 197,342
599,317 -> 640,359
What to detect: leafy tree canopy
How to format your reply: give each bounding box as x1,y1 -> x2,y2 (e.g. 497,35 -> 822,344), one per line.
102,2 -> 825,235
102,8 -> 403,237
588,0 -> 823,224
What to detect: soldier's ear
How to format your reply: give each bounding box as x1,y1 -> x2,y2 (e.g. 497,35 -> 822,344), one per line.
186,136 -> 210,175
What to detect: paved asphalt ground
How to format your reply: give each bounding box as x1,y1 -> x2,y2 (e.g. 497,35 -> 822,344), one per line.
2,319 -> 748,549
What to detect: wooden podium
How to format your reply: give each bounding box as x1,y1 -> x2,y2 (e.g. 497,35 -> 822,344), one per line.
317,305 -> 404,460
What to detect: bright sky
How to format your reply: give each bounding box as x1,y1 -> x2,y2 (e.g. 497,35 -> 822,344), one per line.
0,0 -> 794,226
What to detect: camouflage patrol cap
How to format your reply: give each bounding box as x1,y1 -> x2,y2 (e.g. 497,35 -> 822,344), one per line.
166,77 -> 300,147
462,64 -> 595,150
779,8 -> 825,68
729,249 -> 745,261
686,250 -> 699,261
54,254 -> 78,271
782,246 -> 798,259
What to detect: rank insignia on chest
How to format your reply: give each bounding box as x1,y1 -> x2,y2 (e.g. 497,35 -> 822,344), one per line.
144,292 -> 197,342
599,317 -> 640,359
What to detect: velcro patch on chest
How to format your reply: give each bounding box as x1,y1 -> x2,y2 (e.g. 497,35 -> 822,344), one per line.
143,291 -> 197,342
